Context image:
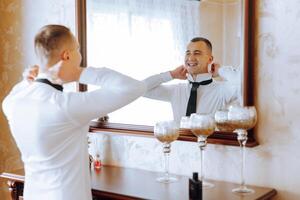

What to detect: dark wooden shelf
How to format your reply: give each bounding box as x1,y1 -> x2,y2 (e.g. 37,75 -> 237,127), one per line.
89,121 -> 258,147
1,166 -> 276,200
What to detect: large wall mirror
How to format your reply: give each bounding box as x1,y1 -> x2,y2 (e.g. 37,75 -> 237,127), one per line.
76,0 -> 256,146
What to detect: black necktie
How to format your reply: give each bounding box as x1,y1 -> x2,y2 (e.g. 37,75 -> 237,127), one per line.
185,79 -> 212,116
35,79 -> 63,91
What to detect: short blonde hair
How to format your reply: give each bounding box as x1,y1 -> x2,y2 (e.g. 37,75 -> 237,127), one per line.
34,24 -> 73,60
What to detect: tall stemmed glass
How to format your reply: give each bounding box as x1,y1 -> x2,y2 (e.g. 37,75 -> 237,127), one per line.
180,116 -> 190,130
227,106 -> 257,194
190,113 -> 215,188
154,120 -> 179,183
214,110 -> 235,132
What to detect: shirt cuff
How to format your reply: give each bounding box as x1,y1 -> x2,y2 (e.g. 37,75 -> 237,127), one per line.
218,66 -> 240,83
162,71 -> 173,82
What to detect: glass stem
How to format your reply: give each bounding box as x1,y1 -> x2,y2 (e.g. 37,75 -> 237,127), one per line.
200,146 -> 204,181
241,140 -> 246,188
198,136 -> 207,182
163,143 -> 171,179
237,129 -> 248,189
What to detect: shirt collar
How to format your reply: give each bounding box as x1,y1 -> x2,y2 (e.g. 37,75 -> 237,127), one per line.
36,72 -> 50,80
187,73 -> 212,82
36,72 -> 63,85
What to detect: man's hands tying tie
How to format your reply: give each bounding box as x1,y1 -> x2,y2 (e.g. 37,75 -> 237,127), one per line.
22,60 -> 83,84
23,65 -> 39,82
209,63 -> 220,77
170,62 -> 221,80
170,65 -> 188,80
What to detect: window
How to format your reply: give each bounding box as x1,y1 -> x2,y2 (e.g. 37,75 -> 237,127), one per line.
86,0 -> 200,125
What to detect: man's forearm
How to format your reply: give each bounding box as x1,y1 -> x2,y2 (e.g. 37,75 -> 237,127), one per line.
143,71 -> 172,91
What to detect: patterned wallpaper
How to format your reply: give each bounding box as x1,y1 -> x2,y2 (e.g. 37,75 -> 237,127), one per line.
0,0 -> 23,175
0,1 -> 23,198
0,0 -> 75,198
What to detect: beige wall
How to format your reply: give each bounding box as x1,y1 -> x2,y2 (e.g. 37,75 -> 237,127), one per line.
199,0 -> 241,67
0,1 -> 24,198
0,0 -> 74,198
254,0 -> 300,198
199,1 -> 224,64
0,0 -> 24,172
223,1 -> 241,67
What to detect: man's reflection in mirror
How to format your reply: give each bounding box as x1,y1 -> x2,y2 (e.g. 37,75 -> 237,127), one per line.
143,37 -> 240,122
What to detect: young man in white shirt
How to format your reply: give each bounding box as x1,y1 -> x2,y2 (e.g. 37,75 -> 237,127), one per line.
144,37 -> 240,122
2,25 -> 146,200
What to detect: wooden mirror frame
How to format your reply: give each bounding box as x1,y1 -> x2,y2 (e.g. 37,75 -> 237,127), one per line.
75,0 -> 257,147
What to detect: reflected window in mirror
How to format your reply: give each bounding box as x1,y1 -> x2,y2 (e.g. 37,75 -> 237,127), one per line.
85,0 -> 243,126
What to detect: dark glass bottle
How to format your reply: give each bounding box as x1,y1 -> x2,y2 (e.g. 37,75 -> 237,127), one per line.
189,172 -> 202,200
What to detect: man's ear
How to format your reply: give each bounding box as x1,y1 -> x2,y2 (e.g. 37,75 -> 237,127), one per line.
61,50 -> 70,61
208,55 -> 214,64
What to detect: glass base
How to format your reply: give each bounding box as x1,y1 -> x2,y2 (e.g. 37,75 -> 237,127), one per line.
202,181 -> 214,189
156,176 -> 177,183
232,186 -> 255,194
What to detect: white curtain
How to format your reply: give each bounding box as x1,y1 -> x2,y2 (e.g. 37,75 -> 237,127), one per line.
87,0 -> 201,125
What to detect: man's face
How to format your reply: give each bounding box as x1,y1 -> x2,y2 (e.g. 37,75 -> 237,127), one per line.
66,36 -> 82,68
184,41 -> 213,76
56,35 -> 82,83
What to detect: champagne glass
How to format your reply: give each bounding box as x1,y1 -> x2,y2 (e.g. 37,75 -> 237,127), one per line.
180,116 -> 190,129
190,113 -> 215,188
227,105 -> 257,194
214,109 -> 235,132
154,120 -> 179,183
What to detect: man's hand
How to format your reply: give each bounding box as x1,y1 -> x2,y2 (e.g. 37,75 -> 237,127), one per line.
23,65 -> 39,82
209,63 -> 220,77
170,65 -> 188,80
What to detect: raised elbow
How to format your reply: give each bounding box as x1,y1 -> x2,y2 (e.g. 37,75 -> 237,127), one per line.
121,80 -> 146,98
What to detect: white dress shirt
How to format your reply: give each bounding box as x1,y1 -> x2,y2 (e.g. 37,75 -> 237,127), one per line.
143,66 -> 240,122
2,67 -> 146,200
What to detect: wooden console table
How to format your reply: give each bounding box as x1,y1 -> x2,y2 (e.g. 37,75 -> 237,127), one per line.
1,165 -> 277,200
